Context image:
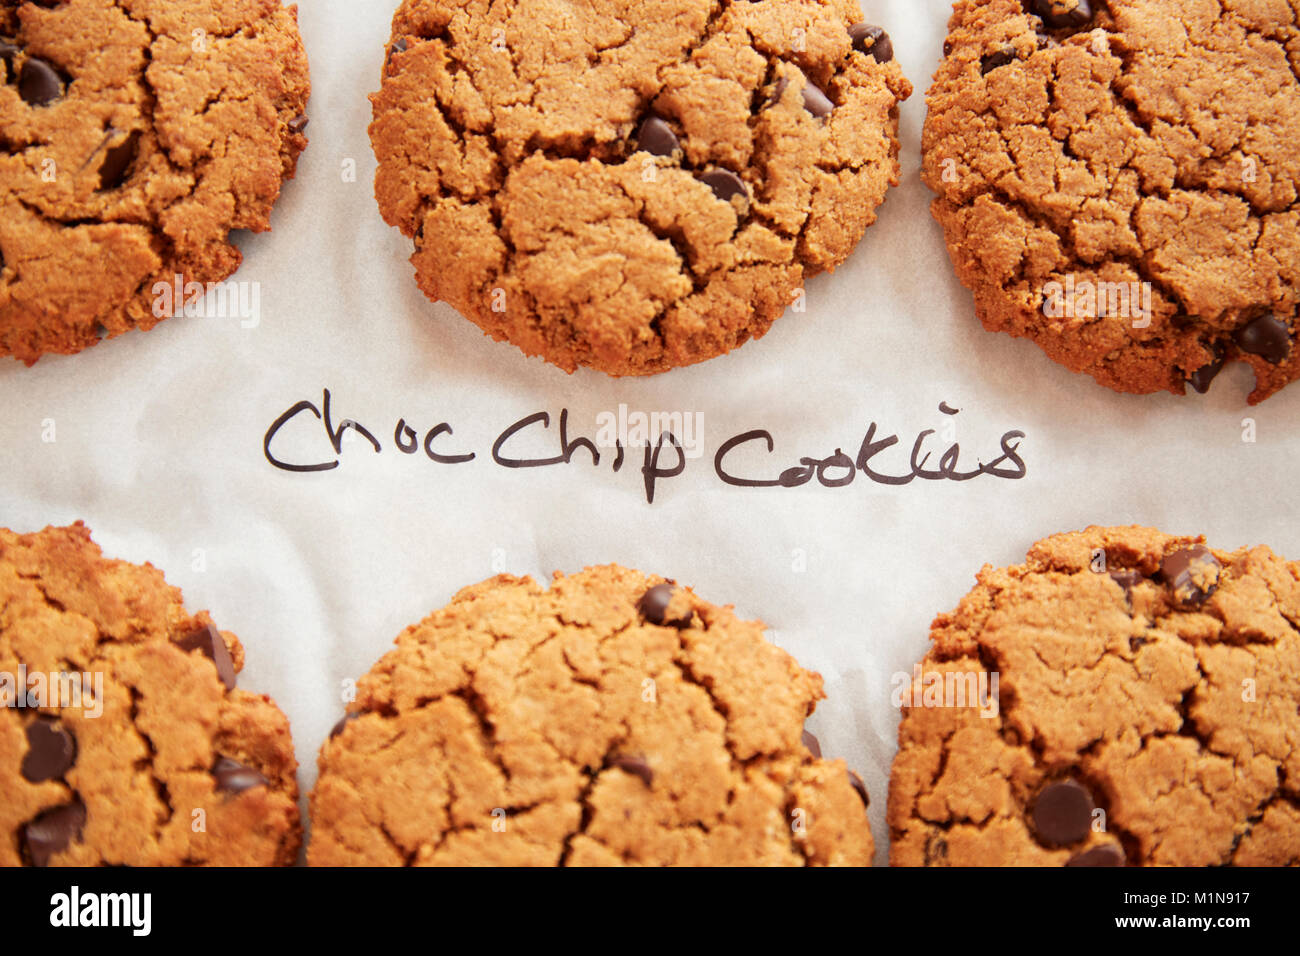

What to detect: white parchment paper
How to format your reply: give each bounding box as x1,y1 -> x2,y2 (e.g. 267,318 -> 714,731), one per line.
2,0 -> 1297,865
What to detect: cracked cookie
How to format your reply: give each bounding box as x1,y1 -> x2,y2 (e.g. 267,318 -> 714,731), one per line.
369,0 -> 911,376
925,0 -> 1300,403
0,0 -> 310,364
309,567 -> 873,866
888,525 -> 1300,866
0,523 -> 300,866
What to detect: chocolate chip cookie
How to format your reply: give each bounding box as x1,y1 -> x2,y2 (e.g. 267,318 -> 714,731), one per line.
309,567 -> 872,866
0,0 -> 311,364
889,525 -> 1300,866
926,0 -> 1300,403
1,523 -> 301,866
370,0 -> 911,376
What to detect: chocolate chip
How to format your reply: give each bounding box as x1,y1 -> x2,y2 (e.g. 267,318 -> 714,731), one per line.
329,712 -> 359,738
637,583 -> 692,628
1066,844 -> 1125,867
1159,544 -> 1221,607
636,115 -> 679,158
610,754 -> 653,787
942,38 -> 955,57
1108,568 -> 1144,593
19,56 -> 62,107
213,757 -> 268,795
287,114 -> 309,135
802,81 -> 834,118
801,729 -> 822,758
763,76 -> 789,110
21,717 -> 76,782
176,622 -> 236,691
849,23 -> 893,63
1186,346 -> 1226,394
22,798 -> 86,867
1032,778 -> 1094,846
981,47 -> 1018,75
1233,314 -> 1292,365
847,770 -> 870,807
96,129 -> 139,191
1028,0 -> 1094,29
386,37 -> 408,68
699,169 -> 749,208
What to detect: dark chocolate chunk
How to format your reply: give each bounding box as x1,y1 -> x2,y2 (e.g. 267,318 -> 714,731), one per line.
636,115 -> 679,157
1028,0 -> 1094,29
1108,568 -> 1144,593
699,169 -> 749,207
212,757 -> 268,795
1186,346 -> 1226,393
288,114 -> 309,135
847,770 -> 870,807
801,729 -> 822,758
1066,844 -> 1125,866
637,583 -> 692,628
849,23 -> 893,63
21,717 -> 76,782
981,47 -> 1018,75
329,712 -> 359,739
610,754 -> 653,787
802,81 -> 834,118
1159,544 -> 1221,607
19,56 -> 62,106
97,129 -> 140,191
22,799 -> 86,867
763,75 -> 789,110
1233,314 -> 1292,365
176,622 -> 237,691
1033,778 -> 1094,846
386,37 -> 409,70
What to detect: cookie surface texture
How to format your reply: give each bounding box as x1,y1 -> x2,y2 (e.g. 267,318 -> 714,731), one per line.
925,0 -> 1300,403
0,0 -> 311,363
0,523 -> 301,866
310,567 -> 873,866
370,0 -> 911,375
888,525 -> 1300,866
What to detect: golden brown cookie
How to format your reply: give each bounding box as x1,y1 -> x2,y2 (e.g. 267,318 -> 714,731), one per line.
309,567 -> 872,866
1,523 -> 301,866
0,0 -> 311,364
369,0 -> 911,376
888,525 -> 1300,867
925,0 -> 1300,403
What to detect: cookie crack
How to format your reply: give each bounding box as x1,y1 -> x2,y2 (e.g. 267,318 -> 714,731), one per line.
125,684 -> 177,861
